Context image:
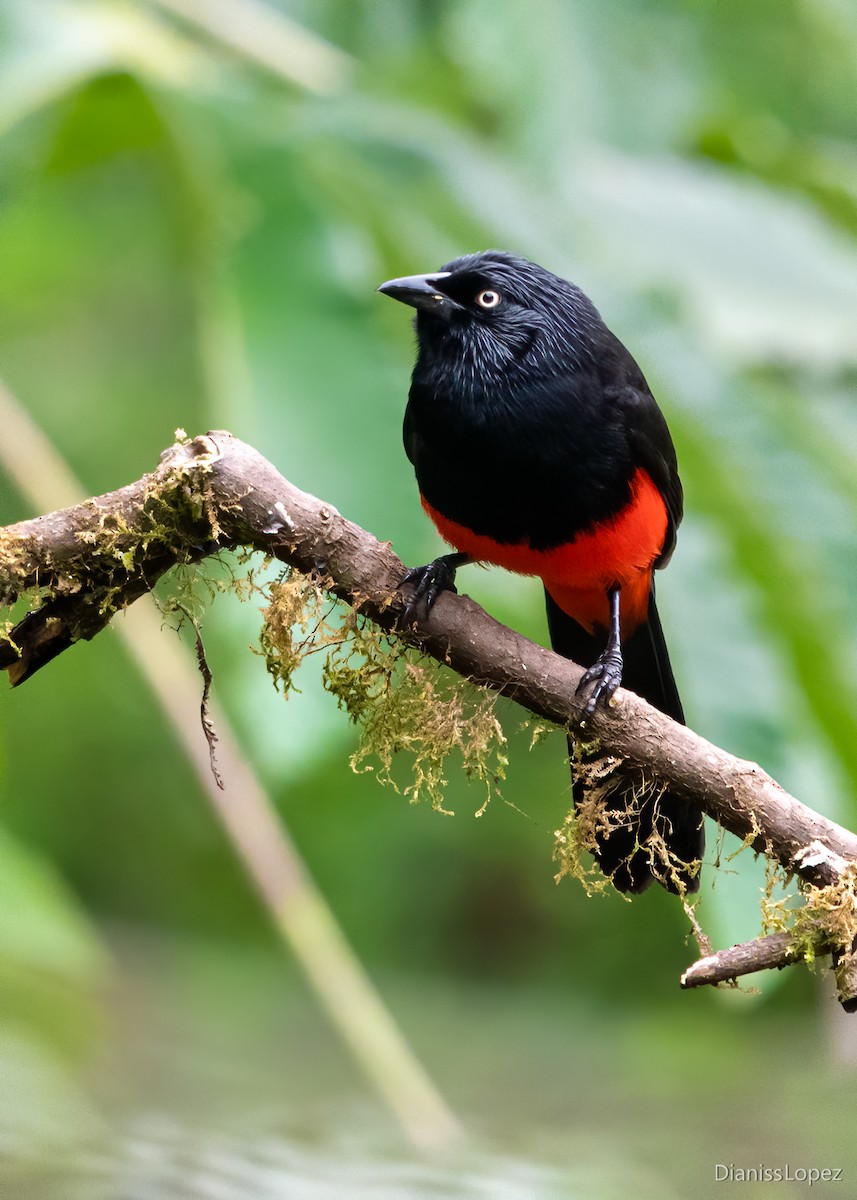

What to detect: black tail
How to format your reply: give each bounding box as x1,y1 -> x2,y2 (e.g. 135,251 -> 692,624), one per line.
546,588 -> 704,894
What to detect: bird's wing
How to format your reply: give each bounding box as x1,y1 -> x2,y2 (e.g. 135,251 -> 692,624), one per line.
599,330 -> 683,566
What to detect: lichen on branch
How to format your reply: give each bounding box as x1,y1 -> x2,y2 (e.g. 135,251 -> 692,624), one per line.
261,568 -> 508,811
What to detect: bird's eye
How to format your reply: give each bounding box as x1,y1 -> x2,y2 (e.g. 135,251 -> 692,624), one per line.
475,289 -> 501,309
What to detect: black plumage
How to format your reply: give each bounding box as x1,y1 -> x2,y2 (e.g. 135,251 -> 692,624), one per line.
380,250 -> 704,894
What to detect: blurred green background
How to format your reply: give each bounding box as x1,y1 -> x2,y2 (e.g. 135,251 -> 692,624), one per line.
3,1 -> 857,1196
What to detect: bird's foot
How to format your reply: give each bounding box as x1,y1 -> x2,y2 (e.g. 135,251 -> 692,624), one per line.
399,554 -> 461,626
576,647 -> 623,723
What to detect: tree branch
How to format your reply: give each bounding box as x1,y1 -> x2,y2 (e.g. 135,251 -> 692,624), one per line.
682,932 -> 812,986
681,931 -> 830,990
3,430 -> 856,1005
681,925 -> 857,1012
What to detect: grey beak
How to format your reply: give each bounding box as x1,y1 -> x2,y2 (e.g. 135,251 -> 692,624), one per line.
377,272 -> 464,320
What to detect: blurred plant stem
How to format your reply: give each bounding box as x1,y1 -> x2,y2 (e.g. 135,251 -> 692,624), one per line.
145,0 -> 354,93
0,377 -> 462,1152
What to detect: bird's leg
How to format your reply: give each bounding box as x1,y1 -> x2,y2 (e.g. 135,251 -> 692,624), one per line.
400,552 -> 471,625
576,586 -> 623,721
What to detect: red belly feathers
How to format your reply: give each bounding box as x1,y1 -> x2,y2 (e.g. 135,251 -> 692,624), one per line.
421,467 -> 668,635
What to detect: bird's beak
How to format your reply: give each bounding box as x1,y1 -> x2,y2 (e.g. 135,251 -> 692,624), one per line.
377,272 -> 464,320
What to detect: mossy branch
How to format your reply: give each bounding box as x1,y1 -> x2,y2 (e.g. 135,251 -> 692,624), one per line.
3,429 -> 857,1006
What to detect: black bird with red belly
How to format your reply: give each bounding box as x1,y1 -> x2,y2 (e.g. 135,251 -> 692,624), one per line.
379,250 -> 703,894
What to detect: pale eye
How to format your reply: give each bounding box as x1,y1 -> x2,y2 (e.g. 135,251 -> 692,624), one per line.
475,289 -> 501,309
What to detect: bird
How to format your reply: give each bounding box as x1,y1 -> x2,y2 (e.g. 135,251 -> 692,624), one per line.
378,250 -> 704,894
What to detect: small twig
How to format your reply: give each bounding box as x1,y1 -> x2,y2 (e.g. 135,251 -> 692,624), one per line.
176,604 -> 224,791
681,930 -> 832,989
682,925 -> 857,1010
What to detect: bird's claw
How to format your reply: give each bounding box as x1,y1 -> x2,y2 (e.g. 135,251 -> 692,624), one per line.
576,650 -> 623,723
400,557 -> 459,626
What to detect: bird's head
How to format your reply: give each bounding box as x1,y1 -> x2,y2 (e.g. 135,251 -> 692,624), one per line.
378,250 -> 600,385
